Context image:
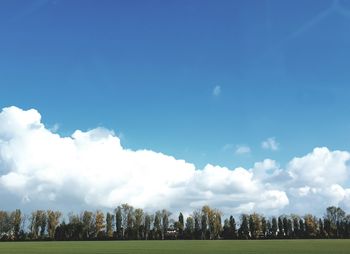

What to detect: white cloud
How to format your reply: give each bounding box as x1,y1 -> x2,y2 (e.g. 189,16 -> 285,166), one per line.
212,85 -> 221,96
235,145 -> 251,155
0,107 -> 349,216
284,147 -> 350,214
262,137 -> 279,151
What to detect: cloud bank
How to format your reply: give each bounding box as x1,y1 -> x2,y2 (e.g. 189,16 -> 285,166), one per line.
0,106 -> 349,216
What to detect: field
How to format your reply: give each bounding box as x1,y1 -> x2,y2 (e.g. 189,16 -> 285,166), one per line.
0,240 -> 350,254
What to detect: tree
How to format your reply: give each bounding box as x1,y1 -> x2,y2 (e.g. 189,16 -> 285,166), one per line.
134,208 -> 144,240
29,212 -> 37,239
144,213 -> 151,240
271,217 -> 278,238
238,214 -> 249,239
249,215 -> 255,239
29,210 -> 47,239
304,214 -> 317,238
47,210 -> 61,240
223,219 -> 230,239
261,217 -> 267,238
281,217 -> 293,238
292,216 -> 300,238
299,218 -> 305,238
201,209 -> 208,239
325,206 -> 345,237
266,219 -> 272,238
115,206 -> 122,239
82,211 -> 94,240
0,211 -> 11,240
249,213 -> 261,239
106,212 -> 114,238
324,218 -> 331,238
287,219 -> 293,238
127,209 -> 135,239
38,211 -> 47,238
278,216 -> 284,238
207,208 -> 222,239
229,215 -> 237,239
193,210 -> 202,240
161,209 -> 171,240
68,212 -> 83,240
154,211 -> 162,240
318,218 -> 325,238
177,212 -> 184,239
95,211 -> 105,239
12,209 -> 22,240
185,216 -> 194,239
120,204 -> 134,240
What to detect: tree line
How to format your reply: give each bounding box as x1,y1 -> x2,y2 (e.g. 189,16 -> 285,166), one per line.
0,205 -> 349,241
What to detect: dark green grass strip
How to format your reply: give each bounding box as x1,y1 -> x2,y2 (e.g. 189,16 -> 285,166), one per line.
0,240 -> 350,254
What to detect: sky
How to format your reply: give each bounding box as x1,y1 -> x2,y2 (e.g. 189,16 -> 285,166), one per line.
0,0 -> 350,216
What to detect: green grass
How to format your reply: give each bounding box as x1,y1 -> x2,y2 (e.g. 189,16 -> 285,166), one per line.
0,240 -> 350,254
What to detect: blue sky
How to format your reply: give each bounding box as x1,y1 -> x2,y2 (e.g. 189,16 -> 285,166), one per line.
1,0 -> 350,170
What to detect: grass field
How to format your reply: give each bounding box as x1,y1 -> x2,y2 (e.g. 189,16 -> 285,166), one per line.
0,240 -> 350,254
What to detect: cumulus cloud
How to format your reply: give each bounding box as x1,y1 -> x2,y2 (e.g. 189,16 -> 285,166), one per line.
212,85 -> 221,96
262,137 -> 279,151
285,147 -> 350,214
235,145 -> 251,155
0,106 -> 349,216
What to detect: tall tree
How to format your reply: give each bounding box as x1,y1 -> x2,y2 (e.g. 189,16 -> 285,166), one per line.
39,211 -> 47,238
229,216 -> 237,239
299,218 -> 305,238
238,214 -> 249,239
201,209 -> 208,240
144,213 -> 151,240
30,210 -> 47,239
287,219 -> 293,238
193,210 -> 202,240
318,218 -> 325,238
185,216 -> 194,239
154,211 -> 162,240
325,206 -> 345,237
324,218 -> 331,238
115,206 -> 122,239
249,213 -> 261,239
106,212 -> 114,238
292,216 -> 300,238
261,217 -> 267,238
95,210 -> 105,239
47,210 -> 61,239
304,214 -> 317,238
282,217 -> 288,238
266,219 -> 272,238
121,204 -> 134,240
177,212 -> 184,239
134,208 -> 144,240
12,209 -> 22,240
202,206 -> 213,239
223,219 -> 230,239
278,216 -> 284,238
271,217 -> 278,238
207,208 -> 222,239
82,211 -> 94,240
68,212 -> 83,240
161,209 -> 171,240
0,211 -> 11,239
